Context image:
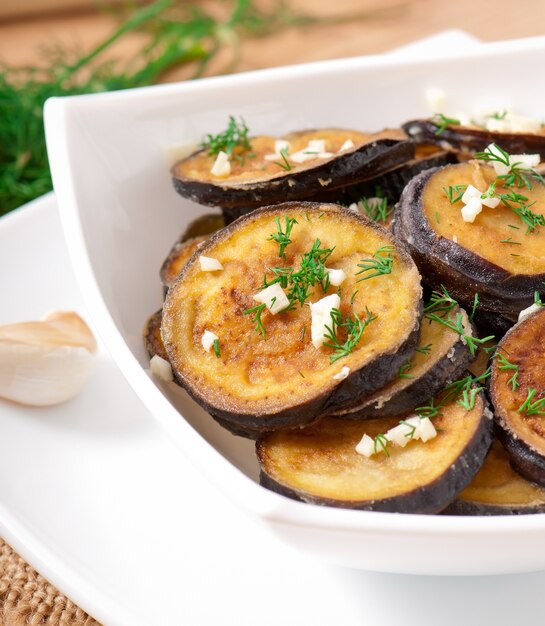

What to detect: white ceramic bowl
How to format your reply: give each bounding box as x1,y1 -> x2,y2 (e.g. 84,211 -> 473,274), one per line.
45,35 -> 545,575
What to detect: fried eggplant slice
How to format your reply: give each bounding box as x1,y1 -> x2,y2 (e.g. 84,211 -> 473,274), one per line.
491,306 -> 545,487
162,202 -> 422,438
333,306 -> 473,420
257,390 -> 492,513
171,128 -> 414,213
394,162 -> 545,321
403,118 -> 545,159
143,309 -> 168,361
443,439 -> 545,515
160,235 -> 208,290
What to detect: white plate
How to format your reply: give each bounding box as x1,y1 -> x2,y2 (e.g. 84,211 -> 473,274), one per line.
4,194 -> 545,626
44,31 -> 545,575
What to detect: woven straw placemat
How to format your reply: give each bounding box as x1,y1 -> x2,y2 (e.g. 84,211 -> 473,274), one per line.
0,539 -> 100,626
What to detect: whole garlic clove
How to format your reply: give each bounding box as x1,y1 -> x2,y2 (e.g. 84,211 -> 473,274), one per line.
0,311 -> 97,407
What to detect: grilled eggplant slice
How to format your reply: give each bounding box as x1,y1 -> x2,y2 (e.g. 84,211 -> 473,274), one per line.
491,306 -> 545,487
443,439 -> 545,515
144,309 -> 168,360
333,307 -> 473,419
171,129 -> 414,213
180,213 -> 225,242
160,235 -> 208,290
403,118 -> 545,159
257,390 -> 492,513
395,162 -> 545,321
162,202 -> 422,438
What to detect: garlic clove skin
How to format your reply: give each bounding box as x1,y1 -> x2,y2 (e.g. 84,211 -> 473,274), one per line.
0,311 -> 97,407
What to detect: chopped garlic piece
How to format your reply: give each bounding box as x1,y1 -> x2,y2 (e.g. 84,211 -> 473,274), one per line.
509,153 -> 540,170
150,355 -> 173,382
485,112 -> 542,134
308,139 -> 326,153
481,195 -> 500,209
355,434 -> 375,458
325,267 -> 346,286
417,417 -> 437,442
461,197 -> 483,223
253,283 -> 290,315
385,423 -> 413,448
461,184 -> 481,204
452,234 -> 458,243
210,151 -> 231,177
339,139 -> 355,152
201,329 -> 219,352
310,293 -> 340,349
290,139 -> 332,163
518,303 -> 542,322
348,203 -> 359,212
199,255 -> 224,272
264,139 -> 291,161
332,366 -> 350,381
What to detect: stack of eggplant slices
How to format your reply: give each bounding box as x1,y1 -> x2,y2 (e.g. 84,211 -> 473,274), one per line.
145,112 -> 545,515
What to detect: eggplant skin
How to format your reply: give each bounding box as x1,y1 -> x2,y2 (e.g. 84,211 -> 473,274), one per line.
394,167 -> 541,319
143,309 -> 168,361
496,422 -> 545,488
172,138 -> 414,210
162,202 -> 423,438
257,399 -> 494,514
403,119 -> 545,158
442,499 -> 545,516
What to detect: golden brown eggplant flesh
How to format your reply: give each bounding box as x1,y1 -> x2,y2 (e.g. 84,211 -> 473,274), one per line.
394,162 -> 545,321
333,307 -> 473,420
403,118 -> 545,159
257,391 -> 493,513
160,235 -> 208,290
490,306 -> 545,487
171,128 -> 414,212
443,439 -> 545,515
161,202 -> 422,438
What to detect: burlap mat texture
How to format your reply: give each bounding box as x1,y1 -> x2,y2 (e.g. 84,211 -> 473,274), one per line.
0,539 -> 100,626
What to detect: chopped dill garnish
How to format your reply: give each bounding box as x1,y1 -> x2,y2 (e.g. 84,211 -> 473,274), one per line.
286,239 -> 333,306
443,184 -> 468,204
433,113 -> 461,135
273,148 -> 292,171
243,303 -> 267,338
518,388 -> 545,416
300,325 -> 306,341
494,353 -> 519,391
398,360 -> 414,379
213,339 -> 221,358
268,216 -> 298,259
323,307 -> 377,363
435,212 -> 440,224
476,143 -> 545,189
359,194 -> 393,223
356,245 -> 394,282
298,370 -> 305,378
373,433 -> 390,457
415,343 -> 432,355
202,115 -> 252,157
508,224 -> 520,230
500,237 -> 521,244
424,286 -> 457,317
350,290 -> 359,305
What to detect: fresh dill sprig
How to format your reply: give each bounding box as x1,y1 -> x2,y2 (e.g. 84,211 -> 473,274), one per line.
213,339 -> 221,358
518,388 -> 545,416
500,237 -> 522,244
243,302 -> 267,338
415,343 -> 432,356
323,307 -> 377,363
432,113 -> 461,135
425,310 -> 494,357
443,184 -> 468,204
202,116 -> 252,159
286,239 -> 333,306
273,148 -> 292,171
475,143 -> 544,189
470,293 -> 479,321
424,286 -> 458,317
398,360 -> 414,379
355,246 -> 394,282
494,353 -> 519,391
268,216 -> 298,259
373,433 -> 390,457
359,194 -> 394,222
415,398 -> 442,419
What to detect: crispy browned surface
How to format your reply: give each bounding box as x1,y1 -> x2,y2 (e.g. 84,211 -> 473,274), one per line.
257,392 -> 489,511
492,307 -> 545,454
423,163 -> 545,275
174,128 -> 404,185
162,203 -> 421,425
143,310 -> 168,361
160,235 -> 208,289
457,439 -> 545,508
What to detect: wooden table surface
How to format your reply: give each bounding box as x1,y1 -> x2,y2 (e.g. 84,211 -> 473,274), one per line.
0,1 -> 544,625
